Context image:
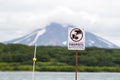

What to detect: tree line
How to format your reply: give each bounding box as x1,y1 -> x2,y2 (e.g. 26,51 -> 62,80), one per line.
0,43 -> 119,67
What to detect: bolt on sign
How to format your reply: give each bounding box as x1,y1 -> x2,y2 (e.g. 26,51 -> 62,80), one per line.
68,28 -> 85,50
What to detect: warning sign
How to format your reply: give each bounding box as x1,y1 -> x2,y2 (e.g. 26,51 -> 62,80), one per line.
68,28 -> 85,50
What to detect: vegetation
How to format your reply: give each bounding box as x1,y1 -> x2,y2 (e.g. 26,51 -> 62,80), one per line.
0,43 -> 120,72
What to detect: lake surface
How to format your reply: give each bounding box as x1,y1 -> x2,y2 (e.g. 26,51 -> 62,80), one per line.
0,72 -> 120,80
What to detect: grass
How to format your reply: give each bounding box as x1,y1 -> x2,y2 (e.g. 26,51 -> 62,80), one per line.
0,62 -> 120,72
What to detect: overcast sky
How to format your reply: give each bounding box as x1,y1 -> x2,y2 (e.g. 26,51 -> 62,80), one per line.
0,0 -> 120,46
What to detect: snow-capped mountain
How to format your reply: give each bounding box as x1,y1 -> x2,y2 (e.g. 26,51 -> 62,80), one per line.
4,23 -> 119,48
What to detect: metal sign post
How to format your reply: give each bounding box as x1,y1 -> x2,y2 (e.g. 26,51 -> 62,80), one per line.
68,28 -> 85,80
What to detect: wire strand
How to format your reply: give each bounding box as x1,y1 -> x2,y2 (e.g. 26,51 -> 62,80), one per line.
32,44 -> 37,80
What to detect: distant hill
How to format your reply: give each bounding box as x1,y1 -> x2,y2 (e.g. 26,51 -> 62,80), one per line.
3,23 -> 119,48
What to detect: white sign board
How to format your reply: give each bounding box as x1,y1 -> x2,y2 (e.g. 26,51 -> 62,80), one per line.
68,28 -> 85,50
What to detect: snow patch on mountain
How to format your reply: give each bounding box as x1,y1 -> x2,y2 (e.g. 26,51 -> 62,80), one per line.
13,31 -> 36,44
98,37 -> 115,48
29,29 -> 46,45
89,40 -> 95,46
63,41 -> 67,45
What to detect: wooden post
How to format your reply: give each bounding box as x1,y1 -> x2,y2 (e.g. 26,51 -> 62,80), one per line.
75,50 -> 78,80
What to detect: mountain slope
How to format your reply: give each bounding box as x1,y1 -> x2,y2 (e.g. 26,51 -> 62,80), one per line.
4,23 -> 119,48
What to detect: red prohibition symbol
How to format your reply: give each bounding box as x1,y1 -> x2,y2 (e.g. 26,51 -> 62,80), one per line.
70,28 -> 83,42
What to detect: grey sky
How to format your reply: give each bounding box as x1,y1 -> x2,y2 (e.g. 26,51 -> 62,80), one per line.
0,0 -> 120,46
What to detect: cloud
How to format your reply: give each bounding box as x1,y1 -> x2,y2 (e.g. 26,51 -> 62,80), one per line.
0,6 -> 99,40
44,6 -> 100,29
0,6 -> 101,41
0,0 -> 120,46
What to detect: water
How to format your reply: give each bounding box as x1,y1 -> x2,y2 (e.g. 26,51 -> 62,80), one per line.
0,72 -> 120,80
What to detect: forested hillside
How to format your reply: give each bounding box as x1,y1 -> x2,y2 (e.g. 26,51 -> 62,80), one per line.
0,43 -> 120,72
